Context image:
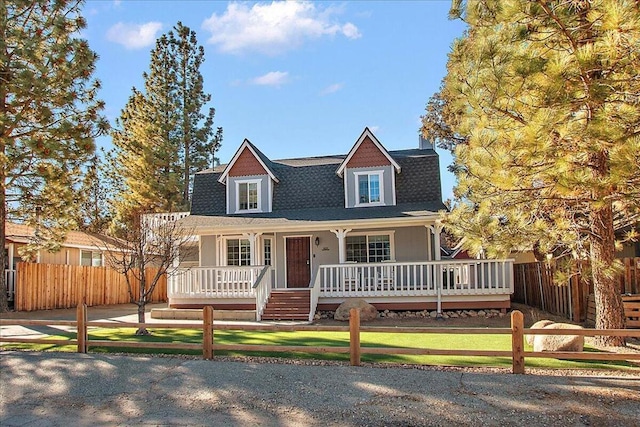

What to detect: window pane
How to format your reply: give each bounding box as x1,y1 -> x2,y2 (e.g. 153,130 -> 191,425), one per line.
240,239 -> 251,266
239,183 -> 248,210
263,239 -> 272,266
227,239 -> 240,266
81,251 -> 92,266
358,175 -> 369,204
368,235 -> 390,262
248,183 -> 258,209
369,175 -> 380,202
92,252 -> 102,267
346,236 -> 367,263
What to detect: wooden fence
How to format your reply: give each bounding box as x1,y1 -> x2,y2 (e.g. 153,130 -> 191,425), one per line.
1,306 -> 639,374
14,263 -> 167,311
512,257 -> 640,322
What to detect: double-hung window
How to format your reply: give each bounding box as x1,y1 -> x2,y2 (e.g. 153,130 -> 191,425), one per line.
356,172 -> 383,206
227,239 -> 251,266
237,181 -> 259,211
346,234 -> 391,263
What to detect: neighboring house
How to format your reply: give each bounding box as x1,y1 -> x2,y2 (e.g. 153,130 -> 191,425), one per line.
169,128 -> 514,320
4,223 -> 118,302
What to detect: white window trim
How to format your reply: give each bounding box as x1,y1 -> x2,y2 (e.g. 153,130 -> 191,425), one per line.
262,236 -> 273,267
223,236 -> 252,266
354,171 -> 385,207
345,231 -> 395,263
235,179 -> 262,213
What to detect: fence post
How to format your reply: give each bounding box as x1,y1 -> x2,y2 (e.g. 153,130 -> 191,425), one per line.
77,303 -> 87,354
349,308 -> 361,366
511,310 -> 525,374
203,306 -> 214,360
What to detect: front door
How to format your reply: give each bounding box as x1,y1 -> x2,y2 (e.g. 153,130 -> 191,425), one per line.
286,237 -> 311,288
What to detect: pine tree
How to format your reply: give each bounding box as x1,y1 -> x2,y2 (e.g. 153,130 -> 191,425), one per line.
0,0 -> 108,311
426,0 -> 640,346
76,154 -> 112,233
168,22 -> 221,207
110,22 -> 221,228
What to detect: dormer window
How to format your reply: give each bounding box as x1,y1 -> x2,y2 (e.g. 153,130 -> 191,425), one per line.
237,179 -> 260,212
355,171 -> 384,206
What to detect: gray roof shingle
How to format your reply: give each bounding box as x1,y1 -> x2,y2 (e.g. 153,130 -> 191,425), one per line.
190,148 -> 445,219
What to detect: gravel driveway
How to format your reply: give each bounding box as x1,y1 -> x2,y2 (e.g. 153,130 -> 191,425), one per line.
1,351 -> 639,426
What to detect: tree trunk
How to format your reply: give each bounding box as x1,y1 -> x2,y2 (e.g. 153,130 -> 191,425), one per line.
590,203 -> 625,347
0,181 -> 8,313
135,302 -> 149,335
0,2 -> 9,313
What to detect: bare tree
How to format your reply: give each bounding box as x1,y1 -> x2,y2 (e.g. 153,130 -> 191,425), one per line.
101,210 -> 194,335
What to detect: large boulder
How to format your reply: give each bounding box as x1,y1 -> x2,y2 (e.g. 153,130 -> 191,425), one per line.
334,299 -> 378,321
533,323 -> 584,352
526,320 -> 555,346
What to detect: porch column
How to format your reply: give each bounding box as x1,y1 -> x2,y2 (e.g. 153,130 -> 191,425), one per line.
244,232 -> 262,265
216,235 -> 224,266
429,222 -> 443,261
330,229 -> 352,263
425,225 -> 432,261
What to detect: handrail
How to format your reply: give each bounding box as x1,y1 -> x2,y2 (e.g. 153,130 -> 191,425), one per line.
253,265 -> 273,321
309,269 -> 321,322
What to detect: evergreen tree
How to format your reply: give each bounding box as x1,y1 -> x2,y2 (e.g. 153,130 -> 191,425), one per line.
426,0 -> 640,346
76,154 -> 112,233
168,22 -> 222,207
0,0 -> 108,310
111,22 -> 221,228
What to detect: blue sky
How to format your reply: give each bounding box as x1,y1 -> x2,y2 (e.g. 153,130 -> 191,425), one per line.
82,1 -> 466,200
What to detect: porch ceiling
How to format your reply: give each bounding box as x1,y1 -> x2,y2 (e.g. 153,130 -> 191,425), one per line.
179,202 -> 444,234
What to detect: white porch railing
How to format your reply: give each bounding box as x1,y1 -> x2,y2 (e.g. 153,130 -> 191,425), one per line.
318,260 -> 514,298
5,269 -> 16,302
169,266 -> 266,299
253,266 -> 273,321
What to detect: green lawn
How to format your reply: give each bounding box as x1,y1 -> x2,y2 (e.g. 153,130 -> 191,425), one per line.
3,327 -> 638,370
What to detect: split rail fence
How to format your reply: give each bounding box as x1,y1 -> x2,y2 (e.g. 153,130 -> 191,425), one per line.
1,306 -> 639,375
13,263 -> 167,311
512,257 -> 640,323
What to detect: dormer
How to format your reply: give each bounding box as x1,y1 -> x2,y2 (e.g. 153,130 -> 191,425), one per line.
337,128 -> 401,208
218,139 -> 278,214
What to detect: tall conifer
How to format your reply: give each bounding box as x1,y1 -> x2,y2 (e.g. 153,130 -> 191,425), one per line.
0,0 -> 107,310
425,0 -> 640,345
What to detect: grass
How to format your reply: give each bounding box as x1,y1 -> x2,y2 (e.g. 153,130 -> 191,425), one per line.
2,326 -> 639,370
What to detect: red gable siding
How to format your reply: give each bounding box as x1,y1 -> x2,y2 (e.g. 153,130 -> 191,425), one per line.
228,147 -> 267,177
346,136 -> 392,169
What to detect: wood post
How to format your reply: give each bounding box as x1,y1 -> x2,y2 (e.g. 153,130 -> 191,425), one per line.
77,303 -> 87,354
203,306 -> 214,360
349,308 -> 361,366
511,310 -> 525,374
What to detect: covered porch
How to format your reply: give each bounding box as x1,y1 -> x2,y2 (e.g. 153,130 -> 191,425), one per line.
168,259 -> 514,321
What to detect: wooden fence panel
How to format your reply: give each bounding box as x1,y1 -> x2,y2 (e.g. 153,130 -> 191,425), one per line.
514,257 -> 639,323
15,263 -> 168,311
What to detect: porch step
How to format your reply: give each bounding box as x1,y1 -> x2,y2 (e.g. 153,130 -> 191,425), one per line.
261,290 -> 311,321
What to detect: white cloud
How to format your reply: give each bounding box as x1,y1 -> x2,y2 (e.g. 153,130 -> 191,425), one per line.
106,22 -> 163,50
249,71 -> 290,87
113,0 -> 122,6
320,83 -> 344,96
202,1 -> 361,55
369,125 -> 380,134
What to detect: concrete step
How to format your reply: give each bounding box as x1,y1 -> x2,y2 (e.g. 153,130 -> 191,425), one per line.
261,314 -> 309,320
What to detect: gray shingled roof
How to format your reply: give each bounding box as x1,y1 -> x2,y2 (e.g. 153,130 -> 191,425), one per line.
190,148 -> 445,220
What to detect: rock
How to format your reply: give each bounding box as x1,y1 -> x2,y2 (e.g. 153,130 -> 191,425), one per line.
533,323 -> 585,352
429,311 -> 438,318
334,299 -> 378,321
449,312 -> 459,318
526,320 -> 555,346
478,310 -> 486,317
468,311 -> 478,317
441,313 -> 449,319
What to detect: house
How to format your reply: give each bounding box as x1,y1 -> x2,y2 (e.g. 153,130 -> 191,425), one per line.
4,223 -> 119,302
169,128 -> 514,320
